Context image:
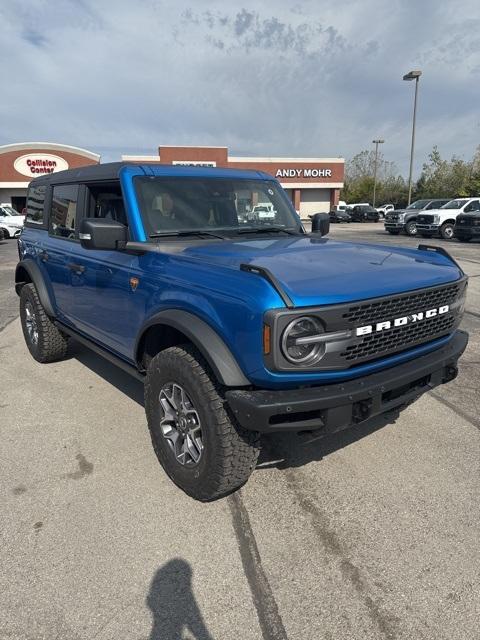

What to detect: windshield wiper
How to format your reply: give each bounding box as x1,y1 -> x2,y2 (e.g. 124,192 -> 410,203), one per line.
236,226 -> 300,236
150,230 -> 226,240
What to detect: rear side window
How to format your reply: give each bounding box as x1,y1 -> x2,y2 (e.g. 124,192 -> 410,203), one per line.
50,184 -> 79,239
26,184 -> 47,225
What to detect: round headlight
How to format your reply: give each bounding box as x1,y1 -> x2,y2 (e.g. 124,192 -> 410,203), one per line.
281,316 -> 325,365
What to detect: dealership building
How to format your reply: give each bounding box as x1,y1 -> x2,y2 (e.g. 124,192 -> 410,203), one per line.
0,142 -> 344,218
0,142 -> 100,212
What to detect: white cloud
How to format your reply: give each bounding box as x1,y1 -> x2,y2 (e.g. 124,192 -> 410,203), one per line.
1,0 -> 479,174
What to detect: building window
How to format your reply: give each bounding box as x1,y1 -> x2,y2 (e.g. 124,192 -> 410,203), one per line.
25,184 -> 47,225
50,184 -> 79,239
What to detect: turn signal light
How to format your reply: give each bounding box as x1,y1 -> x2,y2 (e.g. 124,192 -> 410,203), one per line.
263,324 -> 271,355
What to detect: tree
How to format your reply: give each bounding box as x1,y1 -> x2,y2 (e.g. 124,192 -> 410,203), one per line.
343,150 -> 405,205
416,145 -> 479,198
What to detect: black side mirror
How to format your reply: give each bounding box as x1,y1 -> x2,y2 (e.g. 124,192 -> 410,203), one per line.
79,218 -> 128,250
310,213 -> 330,236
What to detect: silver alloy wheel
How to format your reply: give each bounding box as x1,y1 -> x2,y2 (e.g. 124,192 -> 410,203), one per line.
25,300 -> 38,345
159,382 -> 203,466
406,221 -> 417,235
443,225 -> 454,239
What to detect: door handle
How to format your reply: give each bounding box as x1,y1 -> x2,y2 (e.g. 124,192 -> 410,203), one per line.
39,250 -> 49,262
68,263 -> 85,274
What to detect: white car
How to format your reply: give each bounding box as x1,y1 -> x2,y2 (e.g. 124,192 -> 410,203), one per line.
376,204 -> 394,218
416,197 -> 480,240
249,204 -> 276,221
0,204 -> 24,238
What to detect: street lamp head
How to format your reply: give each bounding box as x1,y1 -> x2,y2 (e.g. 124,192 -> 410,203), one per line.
403,70 -> 422,81
372,139 -> 385,144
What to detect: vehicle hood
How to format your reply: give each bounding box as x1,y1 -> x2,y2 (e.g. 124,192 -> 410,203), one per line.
0,215 -> 24,226
172,236 -> 463,307
422,208 -> 455,215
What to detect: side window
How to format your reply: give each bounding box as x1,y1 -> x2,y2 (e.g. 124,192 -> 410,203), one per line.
463,200 -> 480,213
26,184 -> 47,225
86,183 -> 127,226
50,184 -> 79,239
426,201 -> 437,210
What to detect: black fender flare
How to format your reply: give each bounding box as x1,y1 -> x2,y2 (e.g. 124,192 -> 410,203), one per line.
135,310 -> 251,387
15,259 -> 56,317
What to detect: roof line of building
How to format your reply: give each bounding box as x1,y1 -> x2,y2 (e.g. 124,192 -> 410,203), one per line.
229,157 -> 344,163
0,142 -> 100,161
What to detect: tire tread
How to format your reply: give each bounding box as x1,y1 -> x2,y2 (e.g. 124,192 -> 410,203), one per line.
145,345 -> 260,501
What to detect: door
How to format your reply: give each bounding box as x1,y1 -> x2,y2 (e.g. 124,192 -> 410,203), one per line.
65,182 -> 143,359
41,183 -> 80,323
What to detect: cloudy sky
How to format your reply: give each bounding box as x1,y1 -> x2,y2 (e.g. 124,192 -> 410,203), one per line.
1,0 -> 479,175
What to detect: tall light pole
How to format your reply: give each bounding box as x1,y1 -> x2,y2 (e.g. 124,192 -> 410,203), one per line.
403,69 -> 422,206
372,139 -> 384,207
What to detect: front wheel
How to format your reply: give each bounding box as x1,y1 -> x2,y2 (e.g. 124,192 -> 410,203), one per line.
405,220 -> 417,236
145,345 -> 260,501
440,222 -> 454,240
1,229 -> 10,239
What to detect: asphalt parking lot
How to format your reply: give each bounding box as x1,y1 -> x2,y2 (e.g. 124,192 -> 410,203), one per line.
1,225 -> 479,640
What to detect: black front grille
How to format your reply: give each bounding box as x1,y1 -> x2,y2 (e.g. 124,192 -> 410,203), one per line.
342,282 -> 460,326
457,216 -> 478,227
417,214 -> 435,224
341,313 -> 456,362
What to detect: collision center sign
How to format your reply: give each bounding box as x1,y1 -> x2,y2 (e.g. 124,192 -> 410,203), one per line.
14,153 -> 69,177
275,168 -> 332,179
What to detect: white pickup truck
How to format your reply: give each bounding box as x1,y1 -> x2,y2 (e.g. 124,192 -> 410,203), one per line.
0,204 -> 25,239
416,197 -> 480,239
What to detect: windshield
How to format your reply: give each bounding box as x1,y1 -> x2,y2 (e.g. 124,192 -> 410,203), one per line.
134,177 -> 302,237
441,199 -> 468,209
406,200 -> 430,210
0,206 -> 17,216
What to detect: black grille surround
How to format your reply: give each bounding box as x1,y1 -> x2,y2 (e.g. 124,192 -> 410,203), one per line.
264,277 -> 467,372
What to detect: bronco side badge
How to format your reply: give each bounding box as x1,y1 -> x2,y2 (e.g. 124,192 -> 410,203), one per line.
130,277 -> 139,292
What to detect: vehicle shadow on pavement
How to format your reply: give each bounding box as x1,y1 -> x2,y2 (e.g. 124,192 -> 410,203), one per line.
68,339 -> 402,474
257,408 -> 403,471
147,559 -> 215,640
69,341 -> 145,406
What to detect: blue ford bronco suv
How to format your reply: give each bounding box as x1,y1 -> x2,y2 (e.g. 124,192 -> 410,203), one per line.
16,163 -> 468,500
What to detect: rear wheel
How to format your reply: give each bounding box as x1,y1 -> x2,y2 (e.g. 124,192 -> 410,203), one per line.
19,283 -> 68,362
145,345 -> 260,501
1,229 -> 10,239
405,220 -> 417,236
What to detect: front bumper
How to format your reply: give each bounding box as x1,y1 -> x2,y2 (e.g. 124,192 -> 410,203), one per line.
455,227 -> 480,238
416,224 -> 440,233
384,222 -> 404,230
226,330 -> 468,433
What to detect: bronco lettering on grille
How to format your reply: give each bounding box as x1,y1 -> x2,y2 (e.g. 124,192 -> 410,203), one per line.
356,305 -> 450,336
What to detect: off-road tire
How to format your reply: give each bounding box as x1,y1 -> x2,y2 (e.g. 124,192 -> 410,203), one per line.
440,222 -> 454,240
19,283 -> 68,363
145,345 -> 260,501
1,229 -> 10,239
387,230 -> 400,235
405,220 -> 417,236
